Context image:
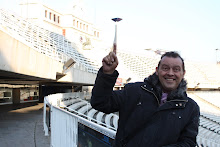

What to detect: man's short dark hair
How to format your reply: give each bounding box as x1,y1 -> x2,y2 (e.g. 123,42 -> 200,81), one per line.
158,51 -> 185,71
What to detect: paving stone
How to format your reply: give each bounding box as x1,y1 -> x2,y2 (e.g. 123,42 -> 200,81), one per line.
0,103 -> 50,147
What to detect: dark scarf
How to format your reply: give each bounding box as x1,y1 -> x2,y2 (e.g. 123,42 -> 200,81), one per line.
144,72 -> 187,101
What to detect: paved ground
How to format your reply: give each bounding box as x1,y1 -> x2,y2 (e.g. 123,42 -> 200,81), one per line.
0,102 -> 50,147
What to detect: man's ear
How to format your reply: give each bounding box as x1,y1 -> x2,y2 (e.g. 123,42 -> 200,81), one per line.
156,67 -> 158,75
183,71 -> 186,76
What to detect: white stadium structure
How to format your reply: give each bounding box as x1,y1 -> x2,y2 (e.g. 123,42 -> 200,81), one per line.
0,0 -> 220,147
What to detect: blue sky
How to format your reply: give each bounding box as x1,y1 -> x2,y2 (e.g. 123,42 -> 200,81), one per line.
1,0 -> 220,63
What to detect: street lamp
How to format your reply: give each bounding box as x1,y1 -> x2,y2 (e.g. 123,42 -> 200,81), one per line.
216,48 -> 219,64
112,18 -> 122,53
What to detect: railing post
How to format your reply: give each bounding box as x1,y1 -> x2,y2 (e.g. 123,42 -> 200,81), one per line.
43,98 -> 49,136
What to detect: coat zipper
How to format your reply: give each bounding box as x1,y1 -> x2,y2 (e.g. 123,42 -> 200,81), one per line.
141,86 -> 160,106
166,99 -> 188,103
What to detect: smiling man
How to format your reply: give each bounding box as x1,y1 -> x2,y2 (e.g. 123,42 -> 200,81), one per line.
91,51 -> 200,147
156,52 -> 185,93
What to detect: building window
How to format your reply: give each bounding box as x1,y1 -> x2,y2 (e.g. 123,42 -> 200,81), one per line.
80,23 -> 82,29
62,29 -> 66,36
94,31 -> 96,36
83,24 -> 85,30
58,16 -> 60,23
49,12 -> 52,20
97,32 -> 99,38
45,10 -> 47,18
86,25 -> 88,32
73,19 -> 75,26
54,14 -> 56,22
77,21 -> 79,28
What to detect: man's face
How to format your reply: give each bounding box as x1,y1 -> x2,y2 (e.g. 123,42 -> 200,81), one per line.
156,56 -> 185,93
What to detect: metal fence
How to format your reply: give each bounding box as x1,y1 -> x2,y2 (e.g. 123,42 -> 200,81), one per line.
44,93 -> 116,147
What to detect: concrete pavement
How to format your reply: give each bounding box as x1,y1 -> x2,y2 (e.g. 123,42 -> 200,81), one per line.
0,102 -> 50,147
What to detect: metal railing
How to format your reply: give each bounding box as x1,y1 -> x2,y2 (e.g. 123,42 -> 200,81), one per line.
44,93 -> 116,147
44,92 -> 220,147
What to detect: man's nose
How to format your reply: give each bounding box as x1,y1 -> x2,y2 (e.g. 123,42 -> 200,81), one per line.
167,69 -> 174,75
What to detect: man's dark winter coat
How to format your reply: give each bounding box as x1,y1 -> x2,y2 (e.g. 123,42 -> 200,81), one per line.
91,68 -> 200,147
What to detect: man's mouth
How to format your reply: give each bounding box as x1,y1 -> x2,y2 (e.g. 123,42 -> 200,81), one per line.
165,78 -> 175,81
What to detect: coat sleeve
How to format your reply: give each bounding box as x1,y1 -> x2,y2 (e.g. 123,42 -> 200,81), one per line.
163,103 -> 200,147
90,67 -> 125,114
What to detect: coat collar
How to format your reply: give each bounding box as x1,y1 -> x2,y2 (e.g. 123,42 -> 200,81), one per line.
143,72 -> 188,101
140,83 -> 188,110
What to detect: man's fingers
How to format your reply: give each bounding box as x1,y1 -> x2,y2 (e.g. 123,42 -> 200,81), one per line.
102,56 -> 110,65
107,53 -> 113,62
111,51 -> 118,63
102,55 -> 113,65
102,52 -> 118,65
102,51 -> 118,74
113,44 -> 117,54
109,52 -> 118,63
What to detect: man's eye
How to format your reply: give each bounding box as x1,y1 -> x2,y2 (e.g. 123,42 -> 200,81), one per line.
174,68 -> 180,72
162,67 -> 169,71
